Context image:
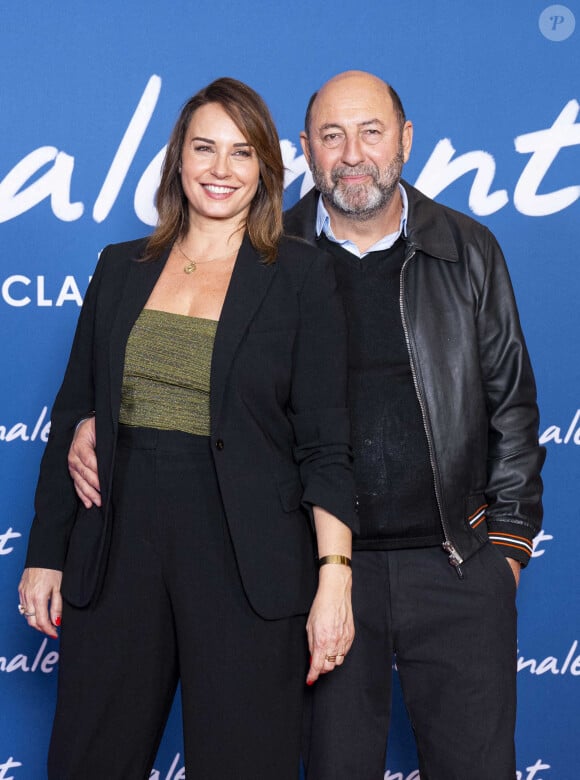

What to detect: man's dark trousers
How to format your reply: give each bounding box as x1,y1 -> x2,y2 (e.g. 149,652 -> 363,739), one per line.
303,543 -> 518,780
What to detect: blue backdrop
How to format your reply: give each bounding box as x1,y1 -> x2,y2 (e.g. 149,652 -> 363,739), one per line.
1,2 -> 578,778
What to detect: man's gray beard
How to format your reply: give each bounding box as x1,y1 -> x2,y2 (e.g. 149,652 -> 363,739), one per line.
310,150 -> 404,222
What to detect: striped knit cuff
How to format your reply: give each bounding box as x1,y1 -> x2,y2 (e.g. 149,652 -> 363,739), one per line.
488,531 -> 534,566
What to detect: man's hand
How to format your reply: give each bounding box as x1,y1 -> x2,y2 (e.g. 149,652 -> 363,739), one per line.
68,417 -> 101,508
506,557 -> 521,588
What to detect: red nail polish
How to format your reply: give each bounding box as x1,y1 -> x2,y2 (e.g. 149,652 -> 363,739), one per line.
307,680 -> 314,686
54,616 -> 62,627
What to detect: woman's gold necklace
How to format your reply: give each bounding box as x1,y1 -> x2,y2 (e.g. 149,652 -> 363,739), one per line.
175,242 -> 239,274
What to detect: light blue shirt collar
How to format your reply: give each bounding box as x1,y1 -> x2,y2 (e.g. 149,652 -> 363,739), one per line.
315,184 -> 408,258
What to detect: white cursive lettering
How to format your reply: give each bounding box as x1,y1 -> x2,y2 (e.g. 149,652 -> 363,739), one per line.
0,528 -> 21,556
518,640 -> 580,676
0,757 -> 22,780
93,75 -> 162,223
149,752 -> 185,780
414,141 -> 508,216
514,100 -> 580,216
0,146 -> 83,223
0,407 -> 51,443
0,80 -> 577,225
539,409 -> 580,445
0,638 -> 59,674
531,529 -> 554,558
516,758 -> 551,780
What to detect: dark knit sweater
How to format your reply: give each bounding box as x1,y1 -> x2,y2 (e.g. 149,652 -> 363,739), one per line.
319,234 -> 442,550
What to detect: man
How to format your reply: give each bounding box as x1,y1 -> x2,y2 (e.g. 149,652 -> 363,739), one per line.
68,71 -> 544,778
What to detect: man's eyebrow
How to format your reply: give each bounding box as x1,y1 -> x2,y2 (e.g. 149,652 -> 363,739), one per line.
317,119 -> 385,132
318,123 -> 344,132
358,119 -> 385,128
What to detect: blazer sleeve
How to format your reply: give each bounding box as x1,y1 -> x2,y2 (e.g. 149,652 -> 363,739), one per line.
288,250 -> 358,532
25,250 -> 107,570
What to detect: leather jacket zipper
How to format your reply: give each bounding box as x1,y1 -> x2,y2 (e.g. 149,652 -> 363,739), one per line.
399,242 -> 464,578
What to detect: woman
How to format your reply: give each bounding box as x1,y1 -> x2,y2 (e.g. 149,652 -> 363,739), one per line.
18,78 -> 356,779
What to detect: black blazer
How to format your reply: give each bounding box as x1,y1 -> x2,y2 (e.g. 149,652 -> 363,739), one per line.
26,234 -> 356,619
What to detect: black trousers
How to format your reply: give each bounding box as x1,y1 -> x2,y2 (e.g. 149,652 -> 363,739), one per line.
49,426 -> 307,780
303,545 -> 518,780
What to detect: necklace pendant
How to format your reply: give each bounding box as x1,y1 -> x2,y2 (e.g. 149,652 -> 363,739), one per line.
183,261 -> 196,274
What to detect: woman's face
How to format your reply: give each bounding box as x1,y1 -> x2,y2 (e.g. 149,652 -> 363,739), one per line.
180,102 -> 260,225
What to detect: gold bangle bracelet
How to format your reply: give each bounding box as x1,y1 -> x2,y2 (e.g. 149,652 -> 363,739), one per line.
318,554 -> 352,568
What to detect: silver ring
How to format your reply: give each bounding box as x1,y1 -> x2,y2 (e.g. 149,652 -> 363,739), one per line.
18,604 -> 26,615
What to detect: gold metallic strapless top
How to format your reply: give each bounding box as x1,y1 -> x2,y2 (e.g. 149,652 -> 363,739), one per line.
119,308 -> 217,436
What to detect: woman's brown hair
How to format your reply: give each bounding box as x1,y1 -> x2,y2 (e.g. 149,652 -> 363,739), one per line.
144,77 -> 284,264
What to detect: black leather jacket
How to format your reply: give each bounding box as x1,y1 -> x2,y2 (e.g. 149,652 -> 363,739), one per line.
284,181 -> 545,569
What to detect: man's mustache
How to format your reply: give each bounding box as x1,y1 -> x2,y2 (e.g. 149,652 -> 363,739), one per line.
331,164 -> 379,184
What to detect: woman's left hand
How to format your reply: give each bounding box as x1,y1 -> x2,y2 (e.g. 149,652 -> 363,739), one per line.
306,563 -> 354,685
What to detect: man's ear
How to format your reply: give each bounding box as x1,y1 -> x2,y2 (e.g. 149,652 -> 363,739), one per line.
299,132 -> 312,167
402,121 -> 413,163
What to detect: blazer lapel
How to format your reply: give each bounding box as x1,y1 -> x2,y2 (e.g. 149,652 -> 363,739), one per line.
210,234 -> 277,427
108,247 -> 169,427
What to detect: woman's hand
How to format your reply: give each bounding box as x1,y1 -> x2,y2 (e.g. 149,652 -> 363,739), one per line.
18,567 -> 63,638
306,563 -> 354,685
68,416 -> 101,508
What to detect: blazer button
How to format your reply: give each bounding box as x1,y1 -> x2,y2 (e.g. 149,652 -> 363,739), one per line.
215,439 -> 224,450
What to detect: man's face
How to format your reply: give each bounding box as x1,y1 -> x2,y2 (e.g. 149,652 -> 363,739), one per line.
301,75 -> 412,221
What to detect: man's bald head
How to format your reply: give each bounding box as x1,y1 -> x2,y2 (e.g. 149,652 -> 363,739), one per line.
304,71 -> 406,137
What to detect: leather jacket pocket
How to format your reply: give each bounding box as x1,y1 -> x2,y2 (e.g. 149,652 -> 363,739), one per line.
465,493 -> 489,539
